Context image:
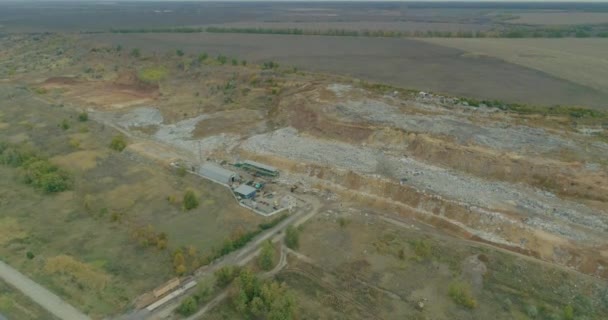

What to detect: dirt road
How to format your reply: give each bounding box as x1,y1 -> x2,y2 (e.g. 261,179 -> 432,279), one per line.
0,261 -> 90,320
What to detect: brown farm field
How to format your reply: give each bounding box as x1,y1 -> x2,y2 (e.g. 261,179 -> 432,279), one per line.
423,38 -> 608,95
507,11 -> 608,25
84,32 -> 608,109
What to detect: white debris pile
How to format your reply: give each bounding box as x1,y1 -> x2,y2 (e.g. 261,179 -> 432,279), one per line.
118,107 -> 164,128
243,127 -> 608,240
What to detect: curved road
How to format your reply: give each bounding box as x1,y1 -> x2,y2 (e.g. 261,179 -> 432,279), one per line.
0,261 -> 90,320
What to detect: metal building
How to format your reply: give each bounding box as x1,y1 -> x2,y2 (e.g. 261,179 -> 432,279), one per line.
199,163 -> 238,185
234,184 -> 257,199
241,160 -> 279,177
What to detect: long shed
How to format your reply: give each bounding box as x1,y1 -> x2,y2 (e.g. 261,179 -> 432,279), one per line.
199,163 -> 238,185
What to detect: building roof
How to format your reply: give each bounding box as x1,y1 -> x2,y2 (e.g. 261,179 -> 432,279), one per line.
234,184 -> 257,196
199,163 -> 236,184
243,160 -> 278,173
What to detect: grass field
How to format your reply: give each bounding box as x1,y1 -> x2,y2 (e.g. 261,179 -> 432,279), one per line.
0,280 -> 55,320
283,209 -> 608,320
0,83 -> 264,317
423,38 -> 608,95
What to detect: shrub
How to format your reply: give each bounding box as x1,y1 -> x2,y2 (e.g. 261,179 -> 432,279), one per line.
198,52 -> 208,62
217,55 -> 227,65
130,48 -> 141,58
21,158 -> 71,193
183,190 -> 199,210
338,217 -> 349,227
176,49 -> 185,57
176,166 -> 187,177
410,239 -> 432,260
59,119 -> 70,130
285,225 -> 299,249
78,112 -> 88,122
109,135 -> 127,151
448,281 -> 477,309
563,305 -> 574,320
26,251 -> 35,259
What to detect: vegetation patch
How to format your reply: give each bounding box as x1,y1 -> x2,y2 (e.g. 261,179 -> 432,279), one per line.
448,281 -> 477,309
0,142 -> 71,193
230,269 -> 296,319
137,66 -> 168,84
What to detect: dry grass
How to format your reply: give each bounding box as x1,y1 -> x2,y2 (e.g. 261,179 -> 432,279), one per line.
0,217 -> 26,245
44,255 -> 111,291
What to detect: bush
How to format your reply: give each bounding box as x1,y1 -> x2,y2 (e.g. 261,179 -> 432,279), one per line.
109,135 -> 127,151
285,225 -> 299,249
198,52 -> 208,62
183,190 -> 199,210
176,49 -> 185,56
78,112 -> 88,122
26,251 -> 35,259
448,281 -> 477,309
21,159 -> 71,193
563,305 -> 574,320
410,239 -> 432,260
130,48 -> 141,58
59,119 -> 70,130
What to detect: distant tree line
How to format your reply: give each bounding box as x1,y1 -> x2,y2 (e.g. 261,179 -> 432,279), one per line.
105,24 -> 608,38
205,25 -> 608,39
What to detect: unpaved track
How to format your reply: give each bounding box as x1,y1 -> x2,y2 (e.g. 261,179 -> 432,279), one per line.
0,261 -> 90,320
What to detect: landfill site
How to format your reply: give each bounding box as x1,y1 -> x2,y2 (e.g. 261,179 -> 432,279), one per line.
84,79 -> 608,280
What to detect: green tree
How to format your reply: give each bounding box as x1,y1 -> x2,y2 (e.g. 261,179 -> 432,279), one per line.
109,135 -> 127,151
257,240 -> 275,271
215,265 -> 241,288
176,49 -> 185,56
231,58 -> 238,66
183,190 -> 199,210
176,296 -> 198,316
284,225 -> 299,249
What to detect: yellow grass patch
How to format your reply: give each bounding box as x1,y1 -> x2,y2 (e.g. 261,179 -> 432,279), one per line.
0,218 -> 26,245
0,122 -> 8,130
44,255 -> 110,291
50,150 -> 105,171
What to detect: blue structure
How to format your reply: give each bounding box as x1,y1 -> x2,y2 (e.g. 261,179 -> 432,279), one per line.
234,184 -> 257,199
